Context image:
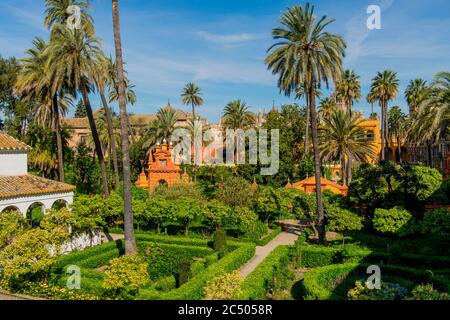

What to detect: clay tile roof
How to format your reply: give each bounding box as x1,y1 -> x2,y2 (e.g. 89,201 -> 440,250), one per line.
0,132 -> 31,151
63,117 -> 89,129
0,175 -> 75,200
292,176 -> 348,191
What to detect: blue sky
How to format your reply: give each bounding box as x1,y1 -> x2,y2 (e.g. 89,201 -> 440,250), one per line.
1,0 -> 449,123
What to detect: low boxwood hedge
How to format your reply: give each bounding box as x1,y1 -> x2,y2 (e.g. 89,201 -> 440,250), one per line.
241,245 -> 291,300
138,243 -> 256,300
302,262 -> 450,300
254,228 -> 283,246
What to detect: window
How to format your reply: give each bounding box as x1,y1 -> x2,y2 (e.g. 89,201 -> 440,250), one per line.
366,130 -> 375,142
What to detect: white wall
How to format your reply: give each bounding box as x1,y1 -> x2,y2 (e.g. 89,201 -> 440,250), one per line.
0,151 -> 28,176
0,191 -> 74,216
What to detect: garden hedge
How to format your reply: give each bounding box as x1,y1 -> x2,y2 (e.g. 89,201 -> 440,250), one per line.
254,227 -> 282,246
241,245 -> 291,300
302,263 -> 450,300
138,243 -> 256,300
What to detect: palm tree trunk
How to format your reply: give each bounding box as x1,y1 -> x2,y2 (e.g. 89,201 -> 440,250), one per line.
81,84 -> 110,198
52,95 -> 64,182
380,101 -> 385,161
304,92 -> 310,157
192,102 -> 196,121
397,136 -> 402,163
385,104 -> 389,161
100,91 -> 120,190
112,0 -> 137,255
341,154 -> 346,185
309,85 -> 325,244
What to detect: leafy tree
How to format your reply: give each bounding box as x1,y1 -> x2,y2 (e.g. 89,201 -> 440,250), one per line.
152,183 -> 204,202
202,200 -> 232,230
265,3 -> 346,243
421,208 -> 450,238
373,207 -> 416,236
168,197 -> 203,236
0,228 -> 68,288
141,196 -> 169,233
204,271 -> 244,300
230,206 -> 259,235
326,206 -> 362,243
74,99 -> 87,118
215,176 -> 256,208
405,79 -> 429,118
102,254 -> 149,298
0,211 -> 28,249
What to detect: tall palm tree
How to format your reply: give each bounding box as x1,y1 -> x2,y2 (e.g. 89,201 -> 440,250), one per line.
93,54 -> 121,190
335,69 -> 361,112
335,69 -> 361,185
368,70 -> 399,161
405,79 -> 429,118
388,106 -> 407,163
15,38 -> 69,182
222,100 -> 255,130
44,0 -> 95,35
112,0 -> 137,254
318,97 -> 337,122
412,72 -> 450,146
143,107 -> 178,148
47,25 -> 110,197
181,82 -> 204,121
265,3 -> 346,243
106,57 -> 137,105
319,110 -> 376,185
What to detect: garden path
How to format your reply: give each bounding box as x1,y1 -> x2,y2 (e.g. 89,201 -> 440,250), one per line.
239,232 -> 298,278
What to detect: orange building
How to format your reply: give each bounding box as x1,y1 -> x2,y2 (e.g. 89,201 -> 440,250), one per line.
135,141 -> 190,190
286,176 -> 348,196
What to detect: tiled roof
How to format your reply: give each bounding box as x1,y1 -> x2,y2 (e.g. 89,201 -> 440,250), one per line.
291,176 -> 349,190
0,175 -> 75,199
0,132 -> 31,151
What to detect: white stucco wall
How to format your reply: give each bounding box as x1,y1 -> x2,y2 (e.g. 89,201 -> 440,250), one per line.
0,191 -> 74,216
0,151 -> 28,176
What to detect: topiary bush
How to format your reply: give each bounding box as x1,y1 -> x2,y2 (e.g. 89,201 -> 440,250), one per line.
373,206 -> 417,236
213,229 -> 227,252
421,208 -> 450,238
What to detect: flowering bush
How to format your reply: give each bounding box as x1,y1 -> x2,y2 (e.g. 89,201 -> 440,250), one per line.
347,280 -> 408,300
204,271 -> 244,300
102,254 -> 149,299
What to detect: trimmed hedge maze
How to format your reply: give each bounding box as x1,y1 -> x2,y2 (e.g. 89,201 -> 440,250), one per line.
51,235 -> 255,300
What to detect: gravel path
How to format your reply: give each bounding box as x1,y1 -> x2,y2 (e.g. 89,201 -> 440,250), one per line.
239,232 -> 298,278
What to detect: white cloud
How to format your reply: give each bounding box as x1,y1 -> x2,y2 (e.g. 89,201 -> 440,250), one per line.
1,3 -> 46,32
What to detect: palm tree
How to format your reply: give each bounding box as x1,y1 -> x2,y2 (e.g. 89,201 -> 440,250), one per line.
143,107 -> 178,148
335,70 -> 361,112
47,25 -> 110,197
405,79 -> 429,118
112,0 -> 137,254
44,0 -> 95,35
318,97 -> 337,122
265,3 -> 346,243
222,100 -> 255,130
388,106 -> 407,163
93,54 -> 121,190
319,110 -> 376,185
412,72 -> 450,147
335,69 -> 361,185
15,38 -> 69,182
106,57 -> 137,105
368,70 -> 399,161
181,82 -> 204,121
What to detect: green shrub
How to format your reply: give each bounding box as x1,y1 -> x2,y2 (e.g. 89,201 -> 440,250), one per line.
102,254 -> 149,299
213,229 -> 227,252
138,243 -> 256,300
407,284 -> 450,300
178,261 -> 192,286
297,246 -> 340,268
422,208 -> 450,238
205,252 -> 219,266
154,275 -> 177,292
373,207 -> 416,236
255,227 -> 282,246
138,242 -> 213,279
241,246 -> 292,300
204,271 -> 244,300
191,260 -> 206,276
135,234 -> 210,247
